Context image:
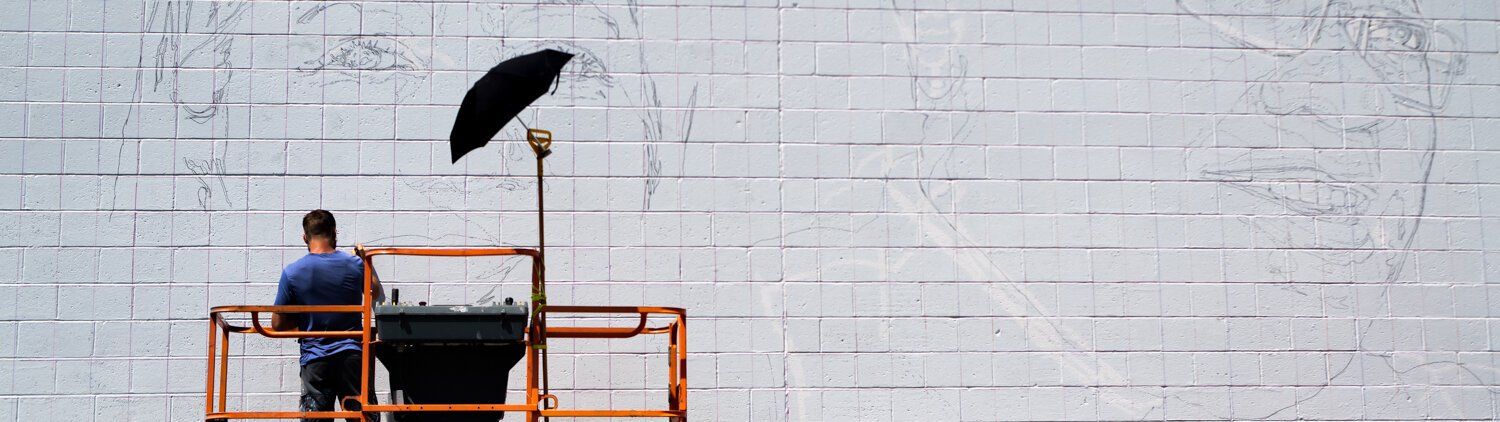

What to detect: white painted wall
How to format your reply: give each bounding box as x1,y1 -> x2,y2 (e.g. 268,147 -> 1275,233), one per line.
2,0 -> 1499,420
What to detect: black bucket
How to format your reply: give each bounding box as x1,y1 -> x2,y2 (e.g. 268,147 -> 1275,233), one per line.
375,342 -> 526,422
373,302 -> 529,422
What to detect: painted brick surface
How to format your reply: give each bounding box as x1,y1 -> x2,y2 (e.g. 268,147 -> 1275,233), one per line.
2,0 -> 1500,421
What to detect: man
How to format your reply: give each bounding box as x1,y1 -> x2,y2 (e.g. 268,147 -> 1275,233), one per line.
273,209 -> 383,421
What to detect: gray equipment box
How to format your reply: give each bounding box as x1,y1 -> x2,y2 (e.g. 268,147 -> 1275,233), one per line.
373,304 -> 528,343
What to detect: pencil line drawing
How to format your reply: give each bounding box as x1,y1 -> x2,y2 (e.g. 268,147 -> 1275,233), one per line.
124,0 -> 248,131
885,2 -> 1025,312
371,177 -> 538,304
294,2 -> 433,103
483,3 -> 618,102
396,176 -> 532,243
1181,0 -> 1466,284
768,2 -> 1136,418
183,154 -> 230,210
644,83 -> 699,210
579,0 -> 701,210
1180,0 -> 1485,418
458,1 -> 702,210
297,36 -> 425,78
116,0 -> 249,211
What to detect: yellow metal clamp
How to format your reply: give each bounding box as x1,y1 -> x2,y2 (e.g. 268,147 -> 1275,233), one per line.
531,291 -> 548,349
527,129 -> 553,159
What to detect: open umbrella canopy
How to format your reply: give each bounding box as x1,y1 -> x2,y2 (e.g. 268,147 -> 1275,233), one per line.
449,48 -> 574,163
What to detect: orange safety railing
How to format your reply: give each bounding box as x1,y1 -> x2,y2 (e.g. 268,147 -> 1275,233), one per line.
205,247 -> 687,422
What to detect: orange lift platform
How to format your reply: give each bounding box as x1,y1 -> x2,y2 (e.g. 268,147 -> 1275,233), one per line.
204,130 -> 688,421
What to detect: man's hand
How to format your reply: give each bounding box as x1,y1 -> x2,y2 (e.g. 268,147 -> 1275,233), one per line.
355,243 -> 387,302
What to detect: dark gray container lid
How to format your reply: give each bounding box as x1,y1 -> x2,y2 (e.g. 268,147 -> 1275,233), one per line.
374,304 -> 528,316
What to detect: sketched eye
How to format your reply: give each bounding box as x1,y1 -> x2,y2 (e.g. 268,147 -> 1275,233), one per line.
298,35 -> 432,101
1363,21 -> 1427,51
305,36 -> 422,72
1342,12 -> 1465,113
334,39 -> 406,70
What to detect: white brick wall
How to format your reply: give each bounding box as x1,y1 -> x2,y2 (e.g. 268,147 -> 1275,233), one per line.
1,0 -> 1499,420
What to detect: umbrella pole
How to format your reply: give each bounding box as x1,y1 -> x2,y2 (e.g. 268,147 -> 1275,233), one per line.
526,129 -> 553,420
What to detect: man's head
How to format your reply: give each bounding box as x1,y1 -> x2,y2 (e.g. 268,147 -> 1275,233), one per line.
1178,0 -> 1467,282
302,209 -> 337,248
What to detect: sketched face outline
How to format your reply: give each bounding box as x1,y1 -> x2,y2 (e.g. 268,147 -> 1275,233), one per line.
891,7 -> 980,114
1180,0 -> 1468,280
883,5 -> 985,217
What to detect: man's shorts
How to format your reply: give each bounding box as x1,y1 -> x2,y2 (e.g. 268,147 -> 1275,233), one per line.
299,349 -> 379,422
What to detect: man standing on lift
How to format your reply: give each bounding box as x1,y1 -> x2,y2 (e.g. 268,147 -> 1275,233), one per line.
273,209 -> 383,422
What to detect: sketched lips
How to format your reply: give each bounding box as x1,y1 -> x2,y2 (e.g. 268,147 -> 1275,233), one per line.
1205,158 -> 1376,219
1222,181 -> 1374,218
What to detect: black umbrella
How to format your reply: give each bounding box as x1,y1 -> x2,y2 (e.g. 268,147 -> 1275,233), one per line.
449,48 -> 574,163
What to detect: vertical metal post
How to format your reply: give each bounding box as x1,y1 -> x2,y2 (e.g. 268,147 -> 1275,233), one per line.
667,323 -> 678,410
526,332 -> 538,422
205,316 -> 217,416
676,313 -> 687,416
219,327 -> 230,412
360,257 -> 374,412
526,129 -> 552,422
345,256 -> 379,422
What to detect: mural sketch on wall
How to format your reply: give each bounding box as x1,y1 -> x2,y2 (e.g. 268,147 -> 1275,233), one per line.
133,0 -> 249,126
771,1 -> 1489,419
360,177 -> 534,305
409,0 -> 701,247
882,3 -> 1070,331
479,3 -> 617,102
1180,0 -> 1487,418
454,1 -> 700,209
348,1 -> 705,303
294,3 -> 433,103
866,2 -> 1069,331
121,0 -> 250,210
1180,0 -> 1466,283
183,153 -> 230,210
773,2 -> 1137,418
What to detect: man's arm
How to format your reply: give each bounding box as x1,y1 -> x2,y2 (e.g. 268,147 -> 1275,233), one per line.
271,270 -> 300,331
271,312 -> 298,331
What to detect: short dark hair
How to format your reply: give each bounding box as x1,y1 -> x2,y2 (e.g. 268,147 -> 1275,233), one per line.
302,209 -> 337,240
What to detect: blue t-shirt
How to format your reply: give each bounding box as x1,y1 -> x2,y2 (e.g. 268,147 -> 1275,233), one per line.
274,251 -> 365,366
